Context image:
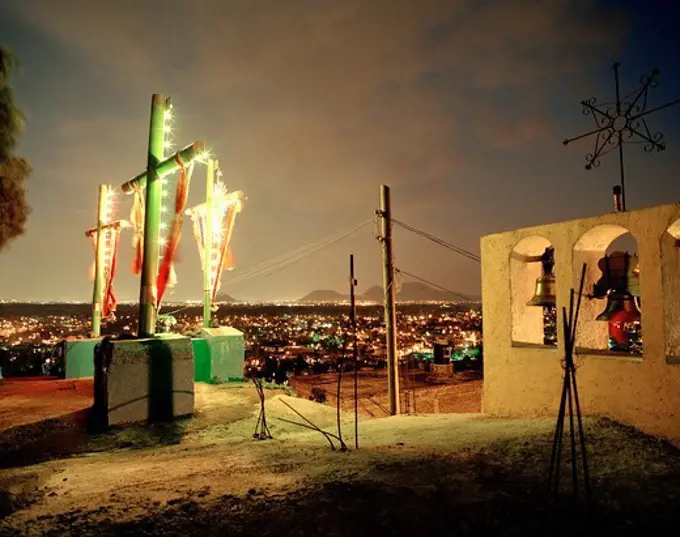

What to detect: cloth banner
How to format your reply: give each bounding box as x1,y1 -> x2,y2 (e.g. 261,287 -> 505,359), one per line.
130,188 -> 145,275
87,225 -> 122,319
156,158 -> 194,306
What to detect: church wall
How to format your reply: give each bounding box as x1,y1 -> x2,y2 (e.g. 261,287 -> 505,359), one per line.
481,201 -> 680,444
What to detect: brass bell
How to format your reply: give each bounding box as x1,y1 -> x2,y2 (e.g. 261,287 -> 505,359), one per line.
527,246 -> 556,307
527,274 -> 556,307
595,288 -> 641,322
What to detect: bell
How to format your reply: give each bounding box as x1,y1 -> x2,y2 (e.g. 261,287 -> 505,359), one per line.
527,274 -> 556,307
595,288 -> 641,322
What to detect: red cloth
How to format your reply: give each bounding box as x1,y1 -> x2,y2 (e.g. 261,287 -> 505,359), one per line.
156,159 -> 193,306
103,229 -> 121,317
131,189 -> 144,275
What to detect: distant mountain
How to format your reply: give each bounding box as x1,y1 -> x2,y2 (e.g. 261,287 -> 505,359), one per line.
215,293 -> 238,303
360,282 -> 480,303
298,289 -> 349,302
361,285 -> 383,302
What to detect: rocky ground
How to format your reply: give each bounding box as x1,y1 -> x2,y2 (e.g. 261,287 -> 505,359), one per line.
1,380 -> 679,536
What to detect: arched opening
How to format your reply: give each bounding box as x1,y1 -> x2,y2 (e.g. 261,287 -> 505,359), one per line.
510,235 -> 557,347
661,219 -> 680,361
574,225 -> 641,355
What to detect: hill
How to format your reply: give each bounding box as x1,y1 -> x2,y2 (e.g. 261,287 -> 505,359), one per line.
360,282 -> 479,302
215,293 -> 238,303
298,289 -> 349,302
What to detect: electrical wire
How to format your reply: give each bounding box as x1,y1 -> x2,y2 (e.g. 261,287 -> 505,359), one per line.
227,219 -> 372,287
395,268 -> 475,302
391,218 -> 481,263
228,219 -> 371,285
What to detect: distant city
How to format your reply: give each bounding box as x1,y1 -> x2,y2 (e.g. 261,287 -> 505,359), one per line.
0,298 -> 482,379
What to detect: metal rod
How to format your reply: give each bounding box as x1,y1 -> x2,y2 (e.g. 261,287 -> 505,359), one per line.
613,63 -> 622,115
137,94 -> 166,337
350,254 -> 359,448
380,185 -> 400,415
567,365 -> 578,500
91,185 -> 107,338
629,98 -> 680,121
618,132 -> 626,211
203,159 -> 215,328
570,362 -> 592,507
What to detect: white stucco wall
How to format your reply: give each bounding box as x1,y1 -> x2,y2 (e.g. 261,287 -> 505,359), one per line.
481,201 -> 680,444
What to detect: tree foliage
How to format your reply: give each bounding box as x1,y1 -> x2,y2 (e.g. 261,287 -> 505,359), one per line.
0,45 -> 31,251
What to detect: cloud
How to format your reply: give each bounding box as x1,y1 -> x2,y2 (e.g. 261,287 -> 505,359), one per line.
4,0 -> 632,300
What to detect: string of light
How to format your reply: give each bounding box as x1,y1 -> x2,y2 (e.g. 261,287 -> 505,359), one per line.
159,102 -> 174,258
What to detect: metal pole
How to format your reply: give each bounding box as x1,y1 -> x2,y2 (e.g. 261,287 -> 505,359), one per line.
350,254 -> 359,447
613,63 -> 627,211
379,185 -> 400,415
91,185 -> 107,338
203,159 -> 215,328
138,94 -> 166,337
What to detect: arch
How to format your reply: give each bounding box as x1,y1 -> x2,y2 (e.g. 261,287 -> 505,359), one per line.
574,224 -> 629,252
573,224 -> 642,354
510,235 -> 556,346
661,218 -> 680,360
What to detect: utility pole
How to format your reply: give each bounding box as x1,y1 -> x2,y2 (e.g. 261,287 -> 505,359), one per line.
91,185 -> 107,338
350,254 -> 359,447
203,159 -> 215,328
378,185 -> 400,415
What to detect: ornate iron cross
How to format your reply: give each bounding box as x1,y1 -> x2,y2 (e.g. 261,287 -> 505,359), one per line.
563,63 -> 679,211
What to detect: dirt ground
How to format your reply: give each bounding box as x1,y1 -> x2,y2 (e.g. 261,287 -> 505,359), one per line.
289,369 -> 483,416
1,380 -> 680,536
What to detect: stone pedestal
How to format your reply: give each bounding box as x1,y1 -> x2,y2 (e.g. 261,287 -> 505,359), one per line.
431,362 -> 454,378
93,334 -> 194,428
61,338 -> 100,378
195,327 -> 245,383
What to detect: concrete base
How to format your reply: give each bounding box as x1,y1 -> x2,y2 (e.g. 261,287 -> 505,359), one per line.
62,338 -> 101,378
431,362 -> 453,378
93,334 -> 194,428
196,327 -> 245,383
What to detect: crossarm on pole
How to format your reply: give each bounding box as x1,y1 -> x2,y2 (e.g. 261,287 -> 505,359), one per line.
120,141 -> 206,194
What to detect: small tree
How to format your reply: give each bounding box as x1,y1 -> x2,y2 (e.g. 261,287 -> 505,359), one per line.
0,46 -> 31,252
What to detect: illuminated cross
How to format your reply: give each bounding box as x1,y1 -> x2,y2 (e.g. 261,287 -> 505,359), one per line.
563,63 -> 680,211
185,159 -> 244,328
85,184 -> 128,337
120,94 -> 207,337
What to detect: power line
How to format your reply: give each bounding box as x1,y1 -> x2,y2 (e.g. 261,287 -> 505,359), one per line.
395,268 -> 475,302
391,218 -> 481,263
226,219 -> 372,287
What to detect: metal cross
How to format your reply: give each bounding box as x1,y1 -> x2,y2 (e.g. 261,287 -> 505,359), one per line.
563,63 -> 680,211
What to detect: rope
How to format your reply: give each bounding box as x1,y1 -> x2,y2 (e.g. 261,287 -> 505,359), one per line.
391,218 -> 480,263
227,220 -> 372,287
395,268 -> 475,301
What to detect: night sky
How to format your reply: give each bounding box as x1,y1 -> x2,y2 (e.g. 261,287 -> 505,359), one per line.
0,0 -> 679,302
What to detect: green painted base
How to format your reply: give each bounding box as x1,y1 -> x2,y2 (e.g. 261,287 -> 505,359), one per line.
64,338 -> 101,378
193,327 -> 245,383
192,338 -> 211,382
